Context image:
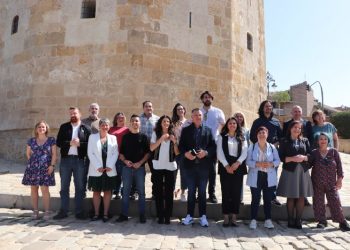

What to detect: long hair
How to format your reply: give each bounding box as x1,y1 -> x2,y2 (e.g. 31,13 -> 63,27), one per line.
34,120 -> 50,138
286,120 -> 303,140
233,111 -> 247,128
258,100 -> 274,119
154,115 -> 174,139
220,117 -> 245,142
171,103 -> 186,124
112,112 -> 125,127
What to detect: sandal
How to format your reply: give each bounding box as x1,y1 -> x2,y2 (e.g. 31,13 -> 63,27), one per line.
91,215 -> 99,221
31,210 -> 39,220
43,211 -> 50,220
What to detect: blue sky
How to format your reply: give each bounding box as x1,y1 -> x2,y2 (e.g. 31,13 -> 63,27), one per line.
264,0 -> 350,108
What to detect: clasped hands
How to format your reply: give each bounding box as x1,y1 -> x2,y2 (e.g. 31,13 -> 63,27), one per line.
225,162 -> 240,174
97,167 -> 112,173
123,160 -> 142,169
185,149 -> 207,161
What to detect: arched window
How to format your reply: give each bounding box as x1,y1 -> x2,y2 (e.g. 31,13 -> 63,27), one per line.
81,0 -> 96,19
247,32 -> 253,52
11,15 -> 19,35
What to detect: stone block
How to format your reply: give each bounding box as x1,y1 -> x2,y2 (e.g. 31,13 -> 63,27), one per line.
145,32 -> 168,47
148,6 -> 163,19
143,55 -> 161,70
192,53 -> 209,65
117,5 -> 132,16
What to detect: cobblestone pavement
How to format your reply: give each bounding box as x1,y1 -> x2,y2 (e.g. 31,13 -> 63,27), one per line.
0,208 -> 350,250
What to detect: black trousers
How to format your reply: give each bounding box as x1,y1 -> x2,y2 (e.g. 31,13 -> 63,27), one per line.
153,169 -> 175,219
208,159 -> 217,196
220,171 -> 243,214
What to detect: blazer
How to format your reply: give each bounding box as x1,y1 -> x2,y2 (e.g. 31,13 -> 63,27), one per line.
179,123 -> 216,169
246,142 -> 280,188
56,122 -> 91,159
87,133 -> 119,177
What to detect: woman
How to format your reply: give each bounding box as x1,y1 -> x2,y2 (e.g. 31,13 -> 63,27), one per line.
88,118 -> 118,222
309,133 -> 350,231
311,109 -> 339,150
234,111 -> 250,145
171,103 -> 189,202
22,121 -> 57,220
150,115 -> 179,224
246,126 -> 280,230
109,112 -> 129,199
277,121 -> 313,229
217,117 -> 247,227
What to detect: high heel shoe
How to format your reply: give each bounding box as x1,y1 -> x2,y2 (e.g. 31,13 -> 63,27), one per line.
294,219 -> 302,229
31,210 -> 39,220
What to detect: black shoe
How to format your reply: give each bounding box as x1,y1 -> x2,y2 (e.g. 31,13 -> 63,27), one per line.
339,221 -> 350,231
113,194 -> 121,200
158,217 -> 164,224
91,215 -> 99,221
294,219 -> 302,229
53,210 -> 68,220
304,197 -> 311,206
271,198 -> 282,207
115,214 -> 128,222
129,194 -> 136,200
140,214 -> 146,223
164,217 -> 170,225
287,218 -> 295,228
207,195 -> 218,204
317,221 -> 328,229
75,212 -> 87,220
102,215 -> 109,223
222,222 -> 229,228
231,221 -> 239,227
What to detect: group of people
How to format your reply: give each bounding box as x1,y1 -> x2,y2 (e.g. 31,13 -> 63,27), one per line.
22,91 -> 350,231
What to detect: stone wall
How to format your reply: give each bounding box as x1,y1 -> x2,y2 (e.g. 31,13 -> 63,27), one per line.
0,0 -> 266,162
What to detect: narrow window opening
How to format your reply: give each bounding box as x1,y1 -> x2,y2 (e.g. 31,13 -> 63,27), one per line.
189,12 -> 192,28
81,0 -> 96,19
247,32 -> 253,52
11,15 -> 19,35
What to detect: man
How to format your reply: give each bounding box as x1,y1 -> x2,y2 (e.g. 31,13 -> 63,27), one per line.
54,107 -> 91,220
179,108 -> 216,227
283,105 -> 313,206
200,91 -> 225,203
81,103 -> 100,197
250,100 -> 282,206
82,103 -> 100,134
116,114 -> 150,223
140,101 -> 159,199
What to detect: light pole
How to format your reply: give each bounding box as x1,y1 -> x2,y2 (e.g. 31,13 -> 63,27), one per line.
266,71 -> 277,99
306,81 -> 324,110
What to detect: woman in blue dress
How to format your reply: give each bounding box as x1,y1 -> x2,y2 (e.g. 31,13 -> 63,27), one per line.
22,121 -> 57,220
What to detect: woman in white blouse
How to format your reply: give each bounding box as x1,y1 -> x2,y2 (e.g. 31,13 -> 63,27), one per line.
87,118 -> 118,222
217,117 -> 248,227
150,115 -> 179,224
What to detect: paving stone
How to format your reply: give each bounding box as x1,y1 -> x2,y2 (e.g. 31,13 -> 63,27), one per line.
318,241 -> 345,250
21,241 -> 54,250
290,240 -> 309,249
16,232 -> 42,244
240,242 -> 262,250
40,231 -> 66,241
118,239 -> 140,248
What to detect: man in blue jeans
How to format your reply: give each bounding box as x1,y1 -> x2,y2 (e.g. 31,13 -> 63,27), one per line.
179,108 -> 216,227
116,114 -> 150,223
54,107 -> 91,220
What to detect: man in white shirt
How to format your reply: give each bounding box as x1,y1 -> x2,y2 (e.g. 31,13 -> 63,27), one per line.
200,91 -> 225,203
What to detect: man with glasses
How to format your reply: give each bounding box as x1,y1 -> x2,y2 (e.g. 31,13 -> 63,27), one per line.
200,91 -> 225,203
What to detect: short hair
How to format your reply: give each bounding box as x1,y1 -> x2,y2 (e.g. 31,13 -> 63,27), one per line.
99,118 -> 110,126
130,114 -> 140,121
69,106 -> 80,112
200,90 -> 214,100
34,120 -> 50,138
89,103 -> 100,109
191,108 -> 201,113
142,101 -> 152,108
256,126 -> 268,136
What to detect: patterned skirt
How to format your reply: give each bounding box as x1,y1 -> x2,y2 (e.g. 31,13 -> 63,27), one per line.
88,172 -> 117,192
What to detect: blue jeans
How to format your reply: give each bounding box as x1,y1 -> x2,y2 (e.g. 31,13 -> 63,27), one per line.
250,171 -> 275,220
186,165 -> 209,217
59,157 -> 85,214
114,159 -> 123,195
121,164 -> 146,216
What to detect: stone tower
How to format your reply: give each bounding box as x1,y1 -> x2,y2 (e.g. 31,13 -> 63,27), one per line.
0,0 -> 266,161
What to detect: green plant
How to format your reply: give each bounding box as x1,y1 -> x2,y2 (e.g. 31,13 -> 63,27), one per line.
330,112 -> 350,139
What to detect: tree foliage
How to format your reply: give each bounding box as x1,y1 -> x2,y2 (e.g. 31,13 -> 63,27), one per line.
330,112 -> 350,139
271,91 -> 291,103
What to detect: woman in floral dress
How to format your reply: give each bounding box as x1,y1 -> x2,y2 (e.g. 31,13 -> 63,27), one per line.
22,121 -> 57,219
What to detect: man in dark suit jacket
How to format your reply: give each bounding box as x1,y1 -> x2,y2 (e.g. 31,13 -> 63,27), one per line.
53,107 -> 91,220
179,108 -> 216,227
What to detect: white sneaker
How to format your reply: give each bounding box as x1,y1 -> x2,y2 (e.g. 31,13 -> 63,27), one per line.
249,219 -> 257,229
182,214 -> 193,225
199,215 -> 209,227
264,219 -> 274,229
180,193 -> 187,202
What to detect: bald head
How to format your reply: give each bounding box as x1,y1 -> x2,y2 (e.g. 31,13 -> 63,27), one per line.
291,105 -> 302,121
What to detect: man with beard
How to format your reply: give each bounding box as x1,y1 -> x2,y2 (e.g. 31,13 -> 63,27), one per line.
200,91 -> 225,203
250,100 -> 282,206
54,107 -> 91,220
82,103 -> 100,134
81,103 -> 100,197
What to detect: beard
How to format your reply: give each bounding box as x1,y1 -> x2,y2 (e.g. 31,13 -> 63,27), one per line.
70,117 -> 78,123
203,100 -> 211,107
